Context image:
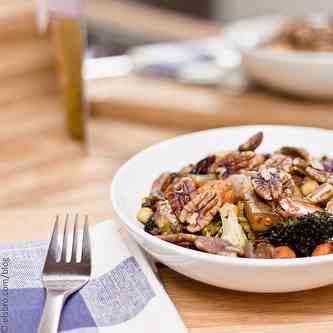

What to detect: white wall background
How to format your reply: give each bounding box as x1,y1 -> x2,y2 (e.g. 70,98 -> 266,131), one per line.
214,0 -> 333,22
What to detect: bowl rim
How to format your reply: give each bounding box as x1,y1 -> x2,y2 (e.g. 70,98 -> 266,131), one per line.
223,14 -> 333,65
111,125 -> 333,268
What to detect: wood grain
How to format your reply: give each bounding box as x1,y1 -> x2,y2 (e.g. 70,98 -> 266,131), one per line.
0,1 -> 39,42
160,267 -> 333,332
89,75 -> 333,130
85,0 -> 219,42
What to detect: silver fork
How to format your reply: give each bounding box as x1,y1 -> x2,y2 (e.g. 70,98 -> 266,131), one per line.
37,214 -> 92,333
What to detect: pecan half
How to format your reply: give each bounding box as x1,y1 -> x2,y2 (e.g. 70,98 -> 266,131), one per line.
180,180 -> 235,233
165,177 -> 197,217
309,159 -> 324,170
281,172 -> 299,198
190,155 -> 216,175
261,154 -> 293,173
292,157 -> 308,175
251,168 -> 283,201
306,166 -> 333,184
279,146 -> 309,161
279,197 -> 320,217
194,237 -> 243,256
307,183 -> 333,203
212,151 -> 255,178
238,131 -> 263,152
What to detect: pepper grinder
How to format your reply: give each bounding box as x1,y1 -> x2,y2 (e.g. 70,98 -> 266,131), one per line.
37,0 -> 87,142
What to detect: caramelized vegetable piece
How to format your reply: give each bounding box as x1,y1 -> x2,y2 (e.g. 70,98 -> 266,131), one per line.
273,246 -> 296,259
238,132 -> 263,152
190,155 -> 216,174
312,243 -> 333,256
244,192 -> 281,231
151,172 -> 177,195
142,195 -> 160,209
227,174 -> 253,200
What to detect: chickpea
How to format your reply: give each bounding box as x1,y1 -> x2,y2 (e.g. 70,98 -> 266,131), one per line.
301,178 -> 319,196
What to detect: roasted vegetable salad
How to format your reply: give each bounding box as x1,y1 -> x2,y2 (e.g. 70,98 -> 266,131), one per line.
137,132 -> 333,259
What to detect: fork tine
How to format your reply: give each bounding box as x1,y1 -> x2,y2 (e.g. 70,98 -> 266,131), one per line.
71,214 -> 79,263
46,216 -> 59,263
61,214 -> 70,262
81,215 -> 91,265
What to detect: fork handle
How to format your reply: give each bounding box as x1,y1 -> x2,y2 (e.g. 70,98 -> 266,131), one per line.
37,290 -> 67,333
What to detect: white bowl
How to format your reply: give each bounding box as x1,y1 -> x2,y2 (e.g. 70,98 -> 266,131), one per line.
223,16 -> 333,99
111,125 -> 333,292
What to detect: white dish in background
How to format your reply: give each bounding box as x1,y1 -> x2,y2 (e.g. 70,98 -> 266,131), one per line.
112,125 -> 333,293
223,15 -> 333,99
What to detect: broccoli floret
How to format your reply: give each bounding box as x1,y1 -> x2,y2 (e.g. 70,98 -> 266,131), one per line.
202,221 -> 221,237
259,212 -> 333,257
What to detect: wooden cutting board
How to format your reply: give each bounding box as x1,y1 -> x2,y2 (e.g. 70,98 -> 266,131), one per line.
89,74 -> 333,130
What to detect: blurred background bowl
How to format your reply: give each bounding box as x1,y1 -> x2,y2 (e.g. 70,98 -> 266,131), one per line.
223,15 -> 333,99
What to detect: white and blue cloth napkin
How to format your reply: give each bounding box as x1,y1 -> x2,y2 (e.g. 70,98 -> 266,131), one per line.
0,221 -> 187,333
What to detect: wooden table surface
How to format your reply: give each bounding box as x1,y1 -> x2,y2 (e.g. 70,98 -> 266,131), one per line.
4,92 -> 333,333
2,2 -> 333,332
